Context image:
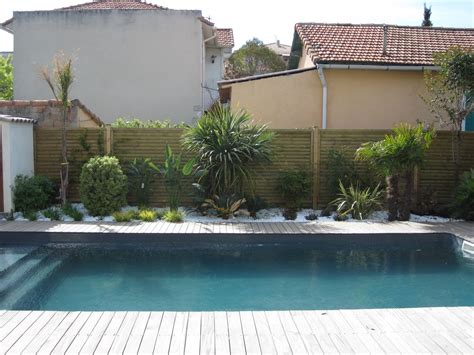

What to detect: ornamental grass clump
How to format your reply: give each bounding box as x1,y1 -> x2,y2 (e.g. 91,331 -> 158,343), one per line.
62,203 -> 84,221
80,156 -> 128,216
356,123 -> 435,221
112,210 -> 138,222
138,209 -> 158,222
183,104 -> 274,196
163,210 -> 184,223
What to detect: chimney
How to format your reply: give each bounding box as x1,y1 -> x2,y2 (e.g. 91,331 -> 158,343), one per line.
277,39 -> 280,47
383,25 -> 388,56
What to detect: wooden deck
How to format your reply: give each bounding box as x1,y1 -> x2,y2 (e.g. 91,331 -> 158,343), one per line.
0,307 -> 472,354
0,220 -> 472,242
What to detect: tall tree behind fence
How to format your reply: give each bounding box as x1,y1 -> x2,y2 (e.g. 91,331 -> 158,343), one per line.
34,128 -> 474,208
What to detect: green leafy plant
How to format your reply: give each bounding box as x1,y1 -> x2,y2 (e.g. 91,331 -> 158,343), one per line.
0,55 -> 13,100
203,194 -> 246,220
356,124 -> 435,221
163,210 -> 184,223
330,181 -> 384,220
24,211 -> 38,221
276,169 -> 311,210
80,156 -> 128,216
12,175 -> 56,213
112,210 -> 138,222
127,158 -> 157,207
282,208 -> 297,221
305,213 -> 318,221
111,117 -> 188,128
245,195 -> 267,218
41,54 -> 75,206
138,209 -> 158,222
150,145 -> 193,211
42,207 -> 62,221
62,203 -> 84,221
183,104 -> 274,196
327,149 -> 359,198
450,169 -> 474,221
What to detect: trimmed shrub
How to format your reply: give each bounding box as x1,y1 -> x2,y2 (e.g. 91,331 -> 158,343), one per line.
451,169 -> 474,221
12,175 -> 55,213
276,169 -> 311,210
80,156 -> 128,216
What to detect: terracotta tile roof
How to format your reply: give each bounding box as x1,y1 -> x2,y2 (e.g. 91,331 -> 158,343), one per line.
295,23 -> 474,66
61,0 -> 165,10
216,28 -> 234,48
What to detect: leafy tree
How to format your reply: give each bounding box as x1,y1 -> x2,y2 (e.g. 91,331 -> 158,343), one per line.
0,55 -> 13,100
41,54 -> 74,206
356,124 -> 435,221
225,38 -> 287,79
424,47 -> 474,180
422,3 -> 433,27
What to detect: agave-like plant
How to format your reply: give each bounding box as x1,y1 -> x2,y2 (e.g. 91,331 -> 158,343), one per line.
331,181 -> 384,220
203,194 -> 246,220
356,123 -> 435,221
182,105 -> 274,196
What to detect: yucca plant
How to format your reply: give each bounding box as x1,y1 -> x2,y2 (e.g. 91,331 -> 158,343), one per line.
182,105 -> 274,196
331,181 -> 384,220
150,145 -> 193,211
356,123 -> 435,221
127,158 -> 157,207
203,194 -> 246,220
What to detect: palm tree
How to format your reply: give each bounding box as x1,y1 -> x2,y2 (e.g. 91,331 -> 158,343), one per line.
356,124 -> 435,221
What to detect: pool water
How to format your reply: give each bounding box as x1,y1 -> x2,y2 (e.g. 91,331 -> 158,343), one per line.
2,241 -> 474,311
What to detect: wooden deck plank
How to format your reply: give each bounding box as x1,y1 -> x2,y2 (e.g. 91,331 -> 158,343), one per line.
154,311 -> 176,355
138,312 -> 163,354
36,312 -> 81,354
185,312 -> 201,355
226,312 -> 246,355
123,312 -> 150,354
109,311 -> 139,354
78,311 -> 114,354
64,311 -> 102,354
252,311 -> 277,354
290,311 -> 324,354
94,311 -> 127,354
21,312 -> 70,354
277,311 -> 308,354
169,312 -> 189,355
264,311 -> 292,353
49,311 -> 91,354
239,311 -> 261,355
0,310 -> 31,342
214,312 -> 230,355
199,312 -> 214,355
1,311 -> 43,352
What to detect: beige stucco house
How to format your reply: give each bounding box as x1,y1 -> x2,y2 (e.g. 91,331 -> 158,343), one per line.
219,24 -> 473,130
0,0 -> 234,124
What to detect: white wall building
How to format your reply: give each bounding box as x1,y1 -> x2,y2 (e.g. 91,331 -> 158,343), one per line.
0,0 -> 233,124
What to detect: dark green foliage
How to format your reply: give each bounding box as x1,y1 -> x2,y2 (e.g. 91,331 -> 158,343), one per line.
450,169 -> 474,221
12,175 -> 56,213
127,158 -> 157,207
24,211 -> 38,221
149,146 -> 193,211
62,203 -> 84,221
327,149 -> 359,198
80,156 -> 128,216
422,3 -> 432,26
225,38 -> 287,79
183,105 -> 274,196
334,213 -> 349,222
276,169 -> 311,210
0,55 -> 13,100
245,195 -> 267,218
42,207 -> 62,221
356,124 -> 434,221
331,181 -> 384,220
111,118 -> 188,128
282,208 -> 297,220
189,183 -> 208,215
305,213 -> 318,221
203,194 -> 246,220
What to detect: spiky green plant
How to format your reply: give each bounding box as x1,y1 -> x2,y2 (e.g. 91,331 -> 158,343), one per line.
331,181 -> 384,220
138,209 -> 158,222
163,210 -> 184,223
127,158 -> 157,207
182,105 -> 274,196
356,123 -> 435,221
203,194 -> 246,220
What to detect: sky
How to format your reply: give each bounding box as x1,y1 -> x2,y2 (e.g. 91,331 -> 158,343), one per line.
0,0 -> 472,52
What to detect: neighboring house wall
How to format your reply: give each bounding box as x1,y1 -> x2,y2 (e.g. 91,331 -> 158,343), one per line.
224,68 -> 437,129
12,10 -> 204,124
298,49 -> 314,69
227,70 -> 323,129
0,100 -> 103,128
203,47 -> 227,109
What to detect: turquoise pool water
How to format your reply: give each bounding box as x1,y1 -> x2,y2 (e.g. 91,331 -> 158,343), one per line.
2,241 -> 474,311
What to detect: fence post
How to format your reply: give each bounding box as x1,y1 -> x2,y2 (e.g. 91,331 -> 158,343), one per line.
105,126 -> 112,155
312,127 -> 321,209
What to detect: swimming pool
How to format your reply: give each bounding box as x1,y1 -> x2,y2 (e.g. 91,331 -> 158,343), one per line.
1,236 -> 473,311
